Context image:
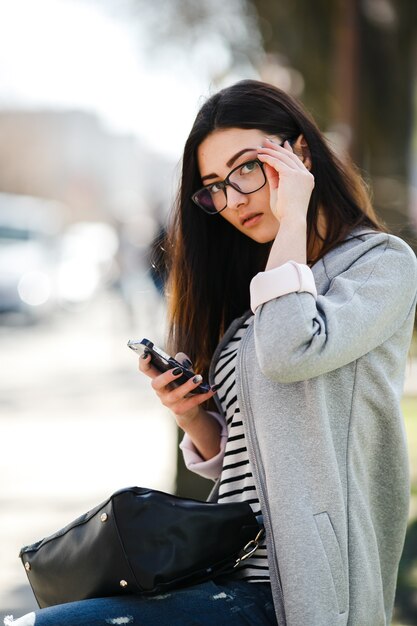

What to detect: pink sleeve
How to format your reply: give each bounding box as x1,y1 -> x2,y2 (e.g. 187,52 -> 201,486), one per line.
250,260 -> 317,313
179,411 -> 228,481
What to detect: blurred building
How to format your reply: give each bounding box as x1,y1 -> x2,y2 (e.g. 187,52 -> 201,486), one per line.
0,109 -> 175,321
0,109 -> 174,224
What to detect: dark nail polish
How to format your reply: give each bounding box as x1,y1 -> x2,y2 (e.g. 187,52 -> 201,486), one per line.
211,385 -> 218,392
192,375 -> 202,384
141,350 -> 150,359
172,367 -> 183,376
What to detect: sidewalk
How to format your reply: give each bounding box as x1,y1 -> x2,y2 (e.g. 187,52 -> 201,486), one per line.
0,287 -> 174,619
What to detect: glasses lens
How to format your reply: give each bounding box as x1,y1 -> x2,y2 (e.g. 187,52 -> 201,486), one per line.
192,160 -> 266,214
229,160 -> 265,193
193,188 -> 225,214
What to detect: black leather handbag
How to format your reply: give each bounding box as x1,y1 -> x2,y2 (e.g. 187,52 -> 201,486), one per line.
19,486 -> 264,609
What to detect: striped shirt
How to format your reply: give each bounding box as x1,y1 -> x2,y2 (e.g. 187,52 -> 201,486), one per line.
214,316 -> 270,583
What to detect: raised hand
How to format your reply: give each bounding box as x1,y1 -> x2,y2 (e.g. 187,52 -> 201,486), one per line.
257,137 -> 314,224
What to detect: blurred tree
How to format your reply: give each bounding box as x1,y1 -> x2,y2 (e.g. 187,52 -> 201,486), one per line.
394,517 -> 417,624
251,0 -> 417,246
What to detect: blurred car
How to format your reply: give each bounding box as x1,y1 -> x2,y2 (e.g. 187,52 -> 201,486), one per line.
56,221 -> 119,307
0,192 -> 121,322
0,192 -> 65,321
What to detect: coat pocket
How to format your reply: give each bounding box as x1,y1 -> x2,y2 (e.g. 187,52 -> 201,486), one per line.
313,511 -> 348,614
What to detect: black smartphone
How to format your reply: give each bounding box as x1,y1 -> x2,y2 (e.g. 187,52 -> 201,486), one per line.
127,338 -> 211,395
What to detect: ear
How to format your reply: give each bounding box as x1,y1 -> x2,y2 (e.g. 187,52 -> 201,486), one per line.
291,134 -> 312,170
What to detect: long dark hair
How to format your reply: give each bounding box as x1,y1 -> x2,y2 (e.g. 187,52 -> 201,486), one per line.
165,79 -> 386,379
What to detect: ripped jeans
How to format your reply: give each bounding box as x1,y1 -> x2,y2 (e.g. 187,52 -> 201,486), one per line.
4,579 -> 278,626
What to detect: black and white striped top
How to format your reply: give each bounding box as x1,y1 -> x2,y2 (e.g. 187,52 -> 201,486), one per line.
214,316 -> 270,583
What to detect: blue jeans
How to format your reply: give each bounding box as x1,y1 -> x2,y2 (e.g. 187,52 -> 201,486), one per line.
5,579 -> 278,625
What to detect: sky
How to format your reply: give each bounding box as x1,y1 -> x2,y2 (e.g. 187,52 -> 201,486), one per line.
0,0 -> 229,159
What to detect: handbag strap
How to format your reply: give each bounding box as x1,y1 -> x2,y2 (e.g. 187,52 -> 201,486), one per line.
233,526 -> 265,569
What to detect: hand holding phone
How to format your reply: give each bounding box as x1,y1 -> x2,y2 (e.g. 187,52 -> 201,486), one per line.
128,338 -> 210,395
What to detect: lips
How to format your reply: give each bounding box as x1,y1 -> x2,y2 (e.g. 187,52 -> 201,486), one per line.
240,212 -> 263,226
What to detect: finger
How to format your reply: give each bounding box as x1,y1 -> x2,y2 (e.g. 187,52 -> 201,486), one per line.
257,146 -> 304,171
260,137 -> 307,167
263,162 -> 280,191
258,143 -> 300,163
138,352 -> 155,376
267,138 -> 309,171
167,387 -> 218,416
257,152 -> 295,174
264,137 -> 293,148
161,373 -> 206,401
257,152 -> 308,177
151,366 -> 185,390
264,137 -> 295,154
175,352 -> 194,369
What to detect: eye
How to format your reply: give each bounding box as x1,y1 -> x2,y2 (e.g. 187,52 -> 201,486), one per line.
208,182 -> 223,194
240,161 -> 258,175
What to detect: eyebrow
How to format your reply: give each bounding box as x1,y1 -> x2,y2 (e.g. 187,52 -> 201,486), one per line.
200,148 -> 256,182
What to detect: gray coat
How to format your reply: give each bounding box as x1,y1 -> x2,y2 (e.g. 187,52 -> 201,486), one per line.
208,228 -> 417,625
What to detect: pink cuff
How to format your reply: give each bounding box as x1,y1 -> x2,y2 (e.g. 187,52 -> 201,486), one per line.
179,411 -> 227,481
250,261 -> 317,313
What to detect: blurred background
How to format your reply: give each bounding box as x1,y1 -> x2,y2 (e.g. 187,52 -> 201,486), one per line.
0,0 -> 416,622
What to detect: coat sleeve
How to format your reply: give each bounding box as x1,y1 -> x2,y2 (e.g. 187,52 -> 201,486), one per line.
251,233 -> 417,383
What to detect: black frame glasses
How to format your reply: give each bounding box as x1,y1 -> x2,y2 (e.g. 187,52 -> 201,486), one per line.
192,137 -> 294,215
191,158 -> 267,215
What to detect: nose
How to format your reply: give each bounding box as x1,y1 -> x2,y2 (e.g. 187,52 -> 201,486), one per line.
225,185 -> 248,211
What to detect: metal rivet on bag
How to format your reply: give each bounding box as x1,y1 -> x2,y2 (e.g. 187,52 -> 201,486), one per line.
100,513 -> 108,522
120,580 -> 128,588
25,562 -> 31,571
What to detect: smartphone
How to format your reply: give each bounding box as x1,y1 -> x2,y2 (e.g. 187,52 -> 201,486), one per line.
127,338 -> 211,395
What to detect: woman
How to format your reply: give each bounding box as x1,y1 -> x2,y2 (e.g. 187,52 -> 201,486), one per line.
10,80 -> 417,626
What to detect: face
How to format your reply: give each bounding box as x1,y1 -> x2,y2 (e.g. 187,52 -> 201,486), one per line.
197,128 -> 283,243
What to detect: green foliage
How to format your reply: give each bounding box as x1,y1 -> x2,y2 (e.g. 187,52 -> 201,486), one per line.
395,397 -> 417,624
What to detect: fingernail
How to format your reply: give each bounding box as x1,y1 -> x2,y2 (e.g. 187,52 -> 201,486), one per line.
211,385 -> 218,392
172,367 -> 183,376
141,351 -> 150,359
192,375 -> 202,384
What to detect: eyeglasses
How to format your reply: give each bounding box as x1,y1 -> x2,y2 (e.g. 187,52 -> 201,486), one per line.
192,138 -> 294,215
192,158 -> 267,215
